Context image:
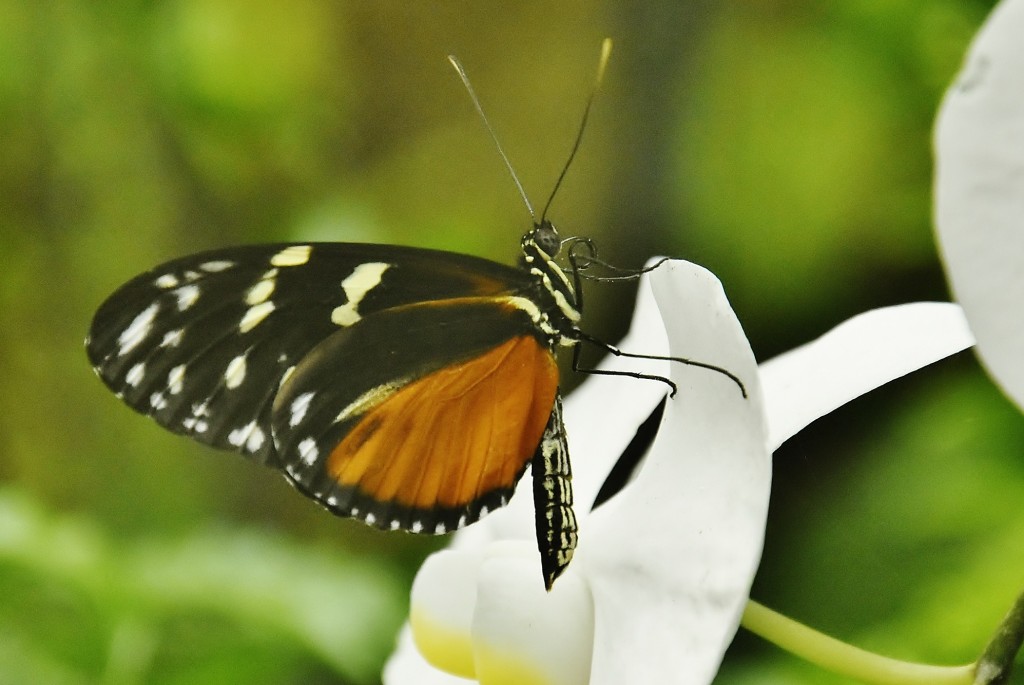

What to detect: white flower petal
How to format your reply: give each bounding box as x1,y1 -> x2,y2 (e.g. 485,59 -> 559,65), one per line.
383,627 -> 469,685
403,549 -> 484,680
472,543 -> 593,685
581,260 -> 769,685
559,266 -> 671,513
760,302 -> 974,451
935,0 -> 1024,411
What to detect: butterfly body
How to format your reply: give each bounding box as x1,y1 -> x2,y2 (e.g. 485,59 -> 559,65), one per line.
87,223 -> 581,587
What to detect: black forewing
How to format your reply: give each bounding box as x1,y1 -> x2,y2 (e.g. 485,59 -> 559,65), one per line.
86,242 -> 535,465
270,297 -> 549,531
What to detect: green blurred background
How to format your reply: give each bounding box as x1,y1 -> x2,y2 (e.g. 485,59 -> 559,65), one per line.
2,1 -> 1021,683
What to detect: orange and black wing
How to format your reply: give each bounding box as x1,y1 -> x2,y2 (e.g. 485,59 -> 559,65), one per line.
271,297 -> 560,533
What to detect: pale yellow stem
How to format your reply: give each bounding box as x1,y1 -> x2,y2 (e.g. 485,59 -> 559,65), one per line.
741,600 -> 977,685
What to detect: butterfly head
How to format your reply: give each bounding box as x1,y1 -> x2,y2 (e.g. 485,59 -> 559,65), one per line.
526,220 -> 562,258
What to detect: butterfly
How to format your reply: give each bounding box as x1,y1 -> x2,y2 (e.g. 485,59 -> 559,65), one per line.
85,40 -> 744,590
86,224 -> 587,589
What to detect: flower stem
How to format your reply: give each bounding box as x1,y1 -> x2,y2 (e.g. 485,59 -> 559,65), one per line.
740,600 -> 975,685
974,588 -> 1024,685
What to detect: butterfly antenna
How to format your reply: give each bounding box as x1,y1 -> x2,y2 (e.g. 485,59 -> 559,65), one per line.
448,54 -> 536,222
539,38 -> 612,223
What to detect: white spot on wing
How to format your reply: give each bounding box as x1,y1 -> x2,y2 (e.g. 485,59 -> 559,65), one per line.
160,329 -> 183,348
125,362 -> 146,387
411,521 -> 424,533
154,274 -> 179,289
228,423 -> 253,447
246,426 -> 265,452
174,284 -> 200,311
390,520 -> 401,531
167,365 -> 185,394
224,354 -> 247,389
245,277 -> 275,306
270,245 -> 312,267
365,512 -> 377,526
278,365 -> 296,389
183,417 -> 209,433
333,380 -> 403,424
331,262 -> 390,326
150,392 -> 167,410
117,303 -> 158,356
239,301 -> 275,333
228,421 -> 264,453
434,523 -> 447,534
290,392 -> 315,426
200,260 -> 235,272
297,437 -> 318,465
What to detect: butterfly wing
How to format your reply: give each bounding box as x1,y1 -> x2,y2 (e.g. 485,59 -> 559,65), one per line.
86,242 -> 536,465
271,297 -> 560,533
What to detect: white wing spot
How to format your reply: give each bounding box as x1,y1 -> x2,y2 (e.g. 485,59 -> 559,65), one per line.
390,520 -> 401,531
167,365 -> 186,395
326,495 -> 339,507
246,426 -> 265,453
183,270 -> 201,282
191,401 -> 210,417
434,523 -> 447,534
228,423 -> 253,447
154,274 -> 179,289
411,521 -> 424,533
174,284 -> 200,311
278,365 -> 296,389
297,438 -> 319,465
457,514 -> 467,529
183,417 -> 209,433
239,301 -> 275,333
331,262 -> 390,327
228,421 -> 264,453
117,303 -> 159,356
289,392 -> 315,427
365,512 -> 377,526
150,392 -> 167,410
224,354 -> 247,389
479,505 -> 489,518
334,381 -> 403,424
160,329 -> 183,348
270,245 -> 312,267
200,260 -> 235,272
125,362 -> 146,387
245,277 -> 276,306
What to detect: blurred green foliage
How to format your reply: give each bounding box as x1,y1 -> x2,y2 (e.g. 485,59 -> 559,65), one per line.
0,0 -> 1017,683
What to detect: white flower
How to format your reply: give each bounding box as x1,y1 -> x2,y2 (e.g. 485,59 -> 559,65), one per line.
383,260 -> 972,685
935,0 -> 1024,411
383,1 -> 1024,681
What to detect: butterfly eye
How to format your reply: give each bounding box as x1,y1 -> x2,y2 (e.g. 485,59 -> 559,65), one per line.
532,220 -> 562,258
